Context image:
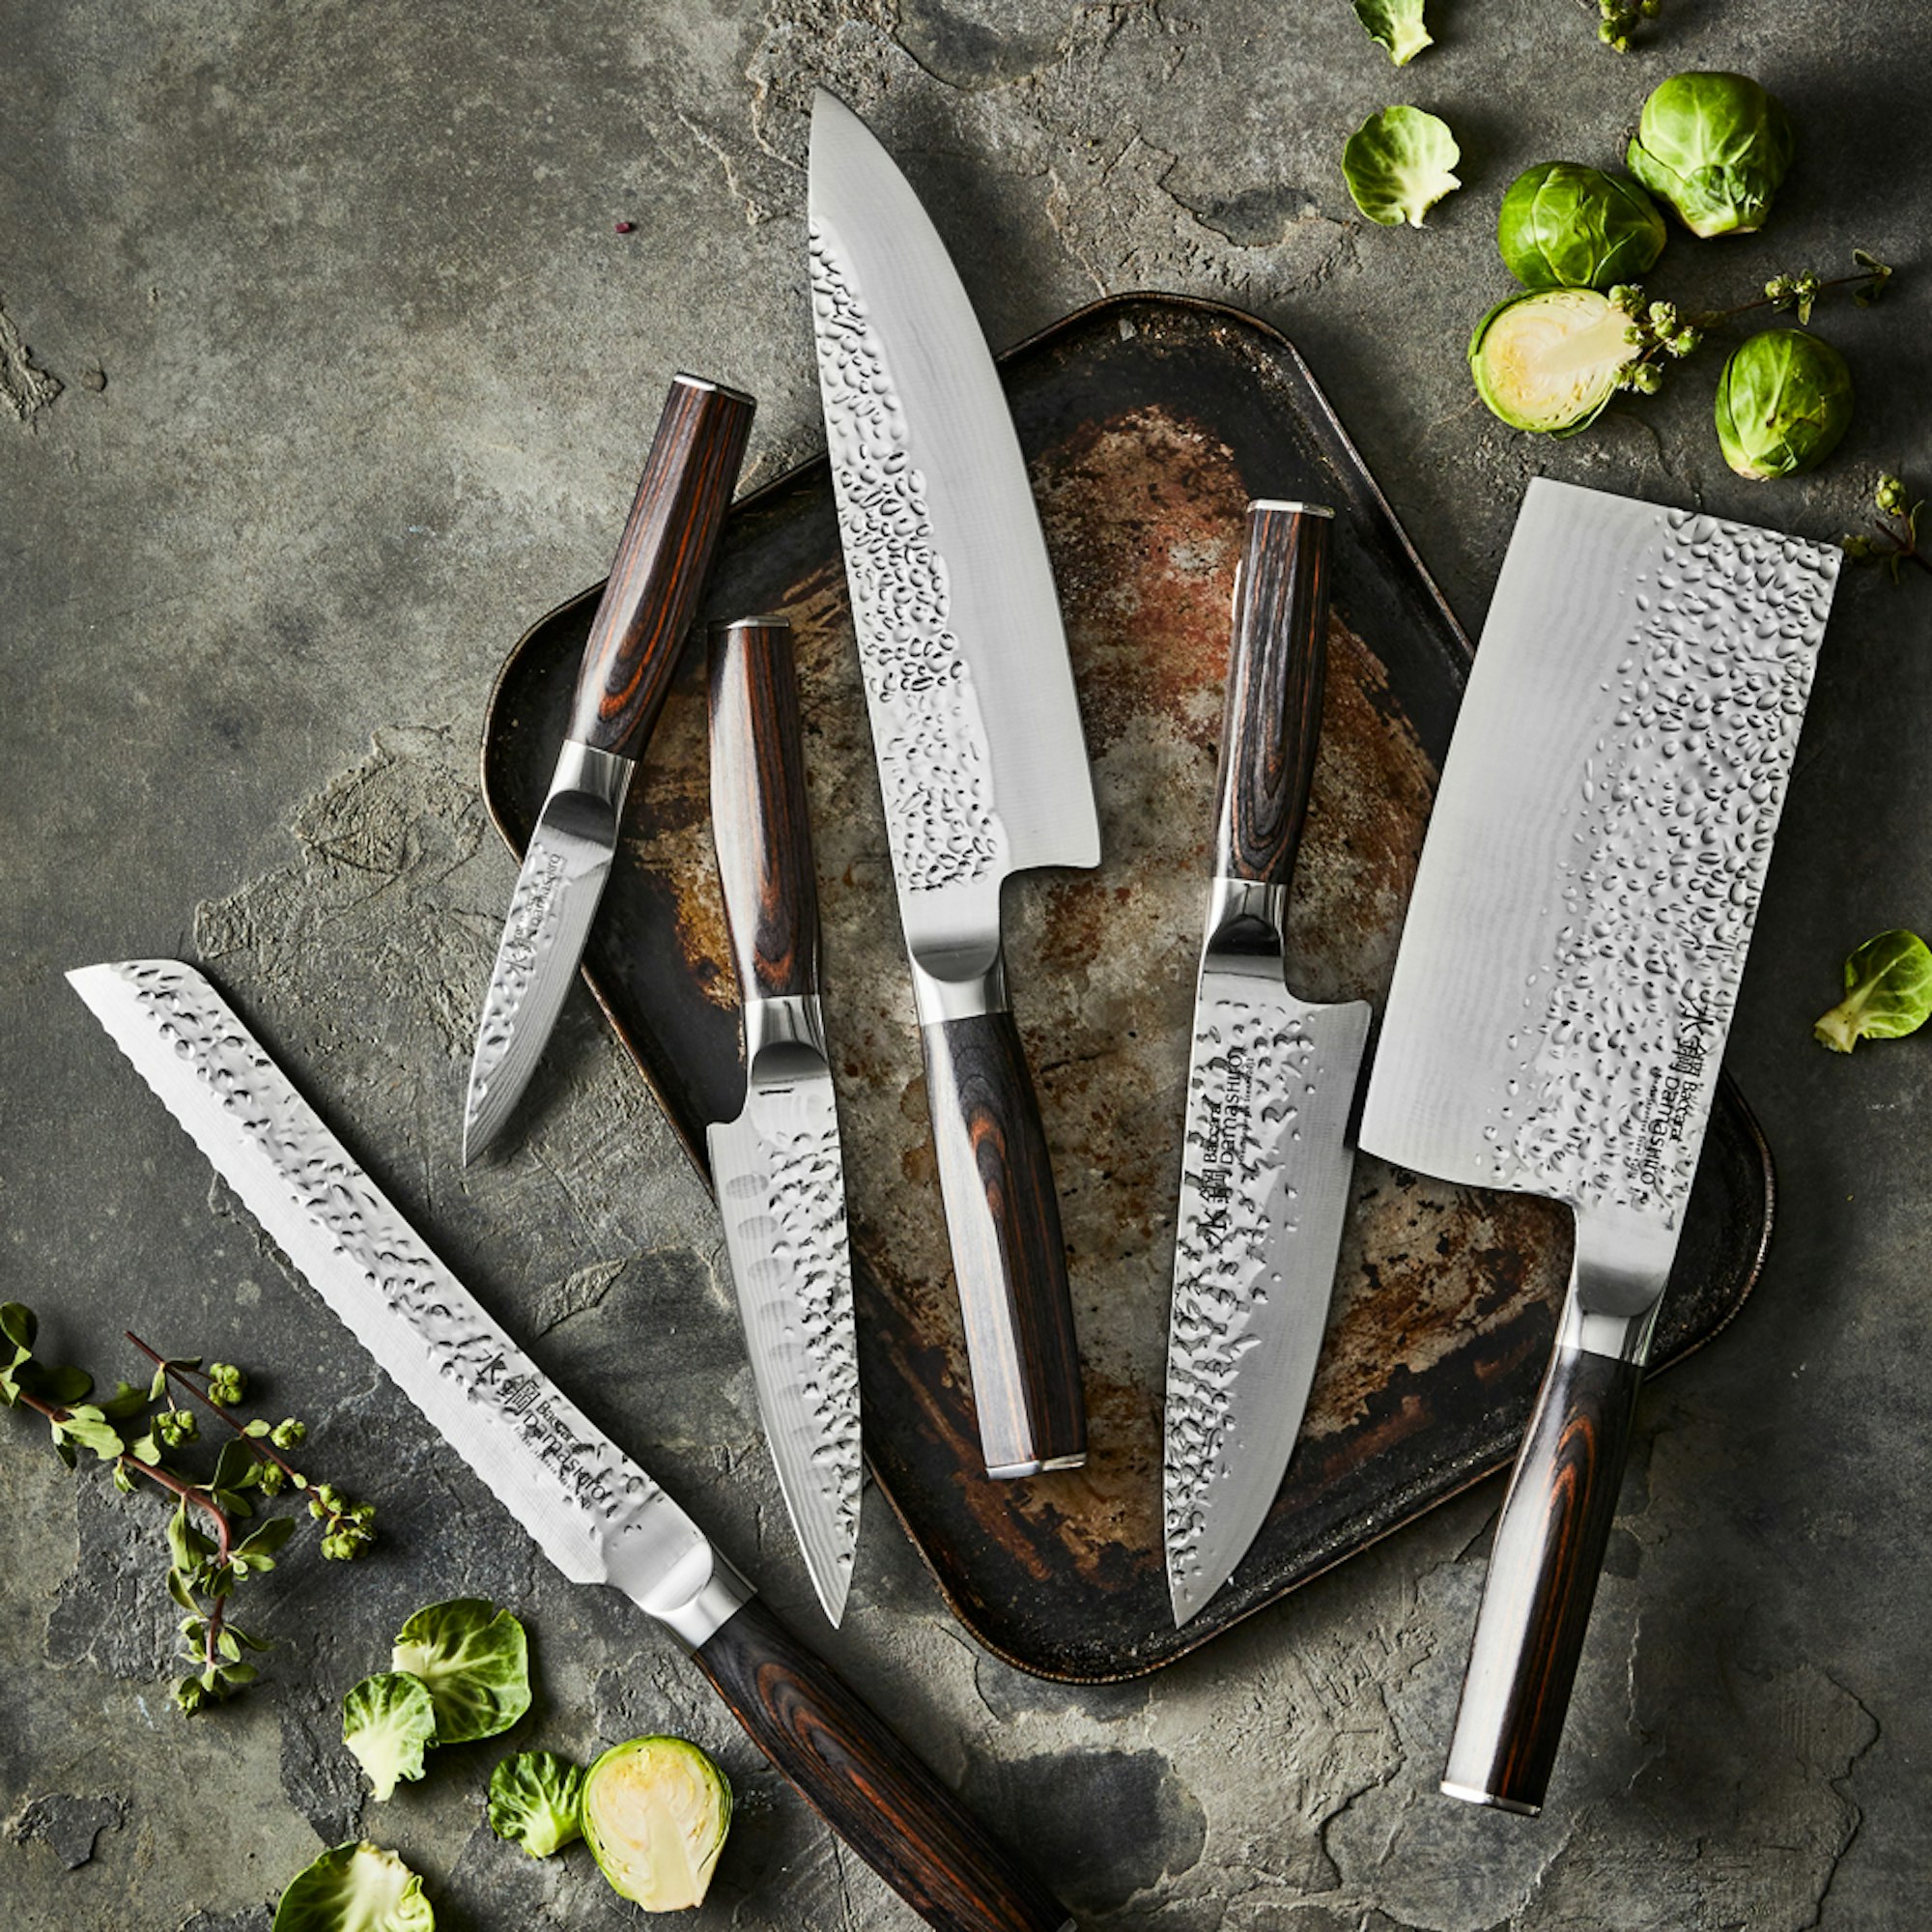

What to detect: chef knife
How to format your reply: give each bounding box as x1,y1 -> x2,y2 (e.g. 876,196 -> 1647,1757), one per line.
705,615 -> 863,1629
71,960 -> 1070,1932
809,89 -> 1102,1479
464,374 -> 754,1164
1163,501 -> 1372,1628
1357,479 -> 1838,1813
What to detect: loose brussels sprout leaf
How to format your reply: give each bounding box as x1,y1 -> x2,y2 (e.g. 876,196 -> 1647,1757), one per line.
270,1839 -> 435,1932
488,1750 -> 585,1859
1351,0 -> 1432,66
1497,163 -> 1665,291
391,1599 -> 531,1744
1815,930 -> 1932,1052
1715,328 -> 1853,480
1468,288 -> 1640,437
1342,106 -> 1461,228
342,1672 -> 438,1803
582,1736 -> 732,1912
1626,71 -> 1794,238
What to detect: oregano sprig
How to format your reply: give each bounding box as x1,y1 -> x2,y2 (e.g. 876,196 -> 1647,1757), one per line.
0,1303 -> 375,1713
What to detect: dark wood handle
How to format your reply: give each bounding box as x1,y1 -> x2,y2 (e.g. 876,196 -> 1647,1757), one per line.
708,619 -> 819,1005
565,374 -> 755,757
694,1596 -> 1071,1932
1211,502 -> 1334,890
1443,1345 -> 1644,1813
921,1009 -> 1086,1478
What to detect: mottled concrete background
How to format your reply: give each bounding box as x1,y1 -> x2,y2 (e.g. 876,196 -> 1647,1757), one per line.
2,2 -> 1927,1927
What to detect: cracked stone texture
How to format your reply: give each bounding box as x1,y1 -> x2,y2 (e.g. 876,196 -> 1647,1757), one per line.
0,1 -> 1926,1927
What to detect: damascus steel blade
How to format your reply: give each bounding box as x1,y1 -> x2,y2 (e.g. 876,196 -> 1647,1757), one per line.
70,960 -> 723,1627
707,1067 -> 861,1628
463,748 -> 629,1165
808,87 -> 1098,967
1164,967 -> 1371,1626
1359,480 -> 1839,1248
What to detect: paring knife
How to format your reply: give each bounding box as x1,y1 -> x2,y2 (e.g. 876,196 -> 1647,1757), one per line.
464,374 -> 754,1164
1163,501 -> 1372,1628
71,960 -> 1071,1932
1358,479 -> 1838,1814
809,89 -> 1102,1480
705,616 -> 862,1629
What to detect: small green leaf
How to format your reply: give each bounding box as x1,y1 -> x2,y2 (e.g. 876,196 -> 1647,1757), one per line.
213,1437 -> 257,1492
128,1432 -> 159,1465
231,1625 -> 275,1652
52,1435 -> 77,1470
59,1406 -> 127,1461
392,1600 -> 532,1744
149,1363 -> 173,1403
1351,0 -> 1433,65
217,1628 -> 242,1662
236,1515 -> 298,1562
342,1673 -> 439,1803
1342,106 -> 1462,228
19,1361 -> 94,1406
0,1304 -> 37,1353
270,1841 -> 435,1932
218,1662 -> 258,1688
1815,930 -> 1932,1051
99,1380 -> 151,1421
167,1568 -> 200,1612
488,1750 -> 586,1858
244,1418 -> 273,1437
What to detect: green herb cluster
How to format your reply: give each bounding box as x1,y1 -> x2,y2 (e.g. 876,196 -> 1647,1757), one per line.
1,1308 -> 373,1712
1842,471 -> 1929,582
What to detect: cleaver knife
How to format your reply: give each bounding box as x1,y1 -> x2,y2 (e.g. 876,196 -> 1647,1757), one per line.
705,616 -> 863,1629
71,960 -> 1071,1932
464,374 -> 753,1164
809,90 -> 1101,1479
1164,501 -> 1372,1628
1358,479 -> 1838,1813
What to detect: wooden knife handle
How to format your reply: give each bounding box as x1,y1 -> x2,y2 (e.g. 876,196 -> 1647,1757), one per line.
1211,501 -> 1334,893
1443,1344 -> 1644,1813
565,374 -> 755,758
707,618 -> 819,1005
694,1595 -> 1072,1932
921,1009 -> 1086,1478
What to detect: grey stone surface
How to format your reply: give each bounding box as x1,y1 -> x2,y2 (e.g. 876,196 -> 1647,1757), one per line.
0,2 -> 1926,1928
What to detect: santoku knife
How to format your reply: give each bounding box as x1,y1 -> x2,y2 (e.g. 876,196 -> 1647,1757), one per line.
1164,501 -> 1372,1628
809,89 -> 1101,1480
464,374 -> 753,1163
71,960 -> 1070,1932
705,615 -> 863,1629
1357,479 -> 1838,1813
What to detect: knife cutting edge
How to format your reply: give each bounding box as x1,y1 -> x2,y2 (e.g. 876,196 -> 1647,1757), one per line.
464,373 -> 754,1164
1163,501 -> 1372,1628
1357,480 -> 1839,1813
71,960 -> 1071,1932
808,88 -> 1101,1481
705,615 -> 863,1628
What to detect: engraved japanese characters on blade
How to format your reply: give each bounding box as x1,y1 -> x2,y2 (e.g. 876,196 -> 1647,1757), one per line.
92,961 -> 671,1559
809,218 -> 1008,894
1492,509 -> 1836,1223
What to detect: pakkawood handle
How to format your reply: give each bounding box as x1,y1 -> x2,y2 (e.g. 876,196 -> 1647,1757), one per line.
708,618 -> 819,1005
921,1007 -> 1086,1478
1211,501 -> 1334,892
565,374 -> 755,757
694,1595 -> 1072,1932
1442,1344 -> 1644,1814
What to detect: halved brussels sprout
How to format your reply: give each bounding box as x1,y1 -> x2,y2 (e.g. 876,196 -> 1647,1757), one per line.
1469,288 -> 1640,437
582,1736 -> 731,1912
1714,327 -> 1853,479
1497,163 -> 1665,291
1626,71 -> 1794,238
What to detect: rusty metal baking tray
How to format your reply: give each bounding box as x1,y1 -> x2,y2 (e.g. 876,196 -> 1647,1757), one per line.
479,294 -> 1772,1681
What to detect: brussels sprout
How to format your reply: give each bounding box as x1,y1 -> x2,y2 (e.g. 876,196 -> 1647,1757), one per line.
1814,930 -> 1932,1052
1342,106 -> 1462,228
1626,71 -> 1794,238
391,1598 -> 531,1745
271,1840 -> 435,1932
487,1750 -> 585,1859
1352,0 -> 1432,66
1714,328 -> 1853,480
1468,288 -> 1641,437
341,1672 -> 438,1803
1497,163 -> 1665,291
582,1736 -> 732,1912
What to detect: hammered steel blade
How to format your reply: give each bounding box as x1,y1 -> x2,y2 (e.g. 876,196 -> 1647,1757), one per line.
465,765 -> 624,1164
70,960 -> 720,1624
708,1073 -> 861,1628
1164,973 -> 1370,1626
808,85 -> 1099,959
1358,480 -> 1838,1235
